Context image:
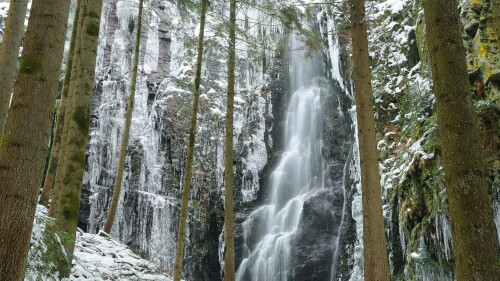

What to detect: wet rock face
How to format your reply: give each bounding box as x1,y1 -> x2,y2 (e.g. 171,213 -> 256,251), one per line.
233,49 -> 289,271
290,190 -> 337,281
289,82 -> 353,281
81,0 -> 277,280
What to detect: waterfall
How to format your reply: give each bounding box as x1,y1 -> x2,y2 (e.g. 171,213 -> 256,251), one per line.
236,70 -> 322,281
235,36 -> 350,281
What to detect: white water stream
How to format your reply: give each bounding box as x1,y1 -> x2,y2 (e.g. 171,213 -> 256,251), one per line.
235,37 -> 344,281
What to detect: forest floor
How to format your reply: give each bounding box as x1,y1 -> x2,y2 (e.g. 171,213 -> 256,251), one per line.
26,205 -> 173,281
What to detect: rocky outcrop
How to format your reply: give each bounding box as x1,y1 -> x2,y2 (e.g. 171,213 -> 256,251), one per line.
333,0 -> 500,280
81,1 -> 281,280
290,190 -> 339,281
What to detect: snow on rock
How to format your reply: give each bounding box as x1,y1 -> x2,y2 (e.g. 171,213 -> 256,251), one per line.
240,93 -> 268,202
26,205 -> 173,281
374,0 -> 411,16
69,231 -> 172,281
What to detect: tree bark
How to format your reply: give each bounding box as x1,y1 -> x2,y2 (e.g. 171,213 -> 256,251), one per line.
103,0 -> 145,235
224,0 -> 237,279
492,0 -> 500,41
0,0 -> 30,137
348,0 -> 390,280
46,0 -> 103,277
0,0 -> 71,279
173,1 -> 207,280
40,0 -> 82,207
424,1 -> 500,279
48,0 -> 86,218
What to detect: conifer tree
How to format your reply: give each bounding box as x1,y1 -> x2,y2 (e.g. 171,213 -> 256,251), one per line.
48,0 -> 86,218
348,0 -> 390,280
423,0 -> 500,279
40,0 -> 82,206
0,0 -> 30,137
0,0 -> 71,279
46,0 -> 103,277
224,0 -> 237,279
173,0 -> 207,280
103,0 -> 145,234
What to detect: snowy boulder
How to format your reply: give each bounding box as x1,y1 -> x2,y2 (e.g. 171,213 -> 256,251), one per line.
68,230 -> 173,280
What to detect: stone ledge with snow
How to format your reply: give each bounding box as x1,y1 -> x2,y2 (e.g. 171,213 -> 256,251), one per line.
26,205 -> 174,281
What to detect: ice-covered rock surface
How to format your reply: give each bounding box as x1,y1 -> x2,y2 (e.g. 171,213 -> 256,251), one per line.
11,0 -> 500,280
81,0 -> 278,279
338,0 -> 500,280
26,205 -> 173,281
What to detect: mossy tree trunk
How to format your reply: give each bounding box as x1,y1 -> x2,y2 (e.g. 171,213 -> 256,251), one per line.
348,0 -> 390,280
424,0 -> 500,279
492,0 -> 500,41
47,0 -> 103,277
0,0 -> 71,279
173,0 -> 207,280
0,0 -> 30,138
224,0 -> 236,279
102,0 -> 145,234
48,0 -> 86,219
40,0 -> 82,207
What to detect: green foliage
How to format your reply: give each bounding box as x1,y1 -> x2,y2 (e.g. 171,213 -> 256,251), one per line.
19,54 -> 42,74
398,85 -> 433,138
279,6 -> 303,31
301,28 -> 323,55
175,100 -> 191,120
421,116 -> 440,154
177,0 -> 198,19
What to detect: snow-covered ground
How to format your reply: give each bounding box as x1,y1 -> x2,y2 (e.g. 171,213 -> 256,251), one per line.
26,205 -> 173,281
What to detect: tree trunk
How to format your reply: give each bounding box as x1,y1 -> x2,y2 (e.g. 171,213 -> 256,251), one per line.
492,0 -> 500,41
103,0 -> 145,235
0,0 -> 30,137
348,0 -> 390,280
40,0 -> 82,207
224,0 -> 237,279
0,0 -> 71,279
48,0 -> 86,218
423,1 -> 500,279
173,1 -> 207,280
47,0 -> 103,277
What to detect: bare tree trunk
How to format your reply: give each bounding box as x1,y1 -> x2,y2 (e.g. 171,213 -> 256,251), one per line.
0,0 -> 71,279
424,0 -> 500,279
0,0 -> 30,137
224,0 -> 237,279
103,0 -> 145,235
46,0 -> 103,277
348,0 -> 390,280
40,0 -> 82,207
172,1 -> 207,280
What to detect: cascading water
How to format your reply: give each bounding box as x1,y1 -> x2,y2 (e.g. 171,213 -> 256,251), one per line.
236,36 -> 351,281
